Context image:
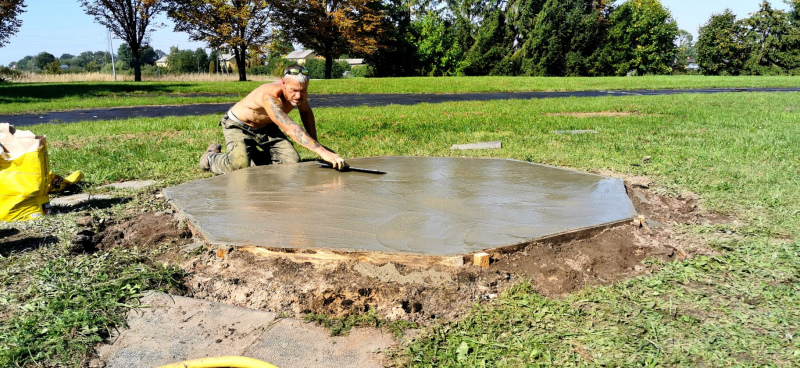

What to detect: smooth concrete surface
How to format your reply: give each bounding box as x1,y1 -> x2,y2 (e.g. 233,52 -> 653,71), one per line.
165,157 -> 636,256
95,292 -> 392,368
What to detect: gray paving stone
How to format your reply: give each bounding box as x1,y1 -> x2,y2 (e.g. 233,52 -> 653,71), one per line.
101,180 -> 157,190
49,193 -> 112,207
96,292 -> 393,368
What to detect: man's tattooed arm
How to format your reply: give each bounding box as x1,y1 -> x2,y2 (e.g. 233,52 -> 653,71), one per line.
266,97 -> 323,152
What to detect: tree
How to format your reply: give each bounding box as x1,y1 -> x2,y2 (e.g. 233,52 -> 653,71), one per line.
408,11 -> 463,76
118,43 -> 133,69
59,53 -> 75,61
461,9 -> 511,75
673,29 -> 697,71
507,0 -> 610,76
80,0 -> 165,81
166,0 -> 274,81
602,0 -> 678,75
696,9 -> 746,75
166,46 -> 198,73
740,1 -> 800,74
141,46 -> 159,65
0,0 -> 25,47
362,0 -> 417,77
273,0 -> 385,78
33,52 -> 56,70
195,48 -> 209,73
14,55 -> 32,71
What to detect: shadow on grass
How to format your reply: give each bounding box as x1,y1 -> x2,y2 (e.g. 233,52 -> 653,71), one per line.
51,197 -> 130,214
0,228 -> 58,256
0,83 -> 195,103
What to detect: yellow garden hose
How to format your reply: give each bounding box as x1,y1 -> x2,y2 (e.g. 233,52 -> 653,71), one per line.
157,356 -> 279,368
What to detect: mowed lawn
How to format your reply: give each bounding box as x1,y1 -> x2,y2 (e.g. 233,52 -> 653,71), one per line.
1,84 -> 799,366
1,75 -> 800,114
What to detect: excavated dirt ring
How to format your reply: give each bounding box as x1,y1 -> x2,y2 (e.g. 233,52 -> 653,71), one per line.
88,166 -> 722,324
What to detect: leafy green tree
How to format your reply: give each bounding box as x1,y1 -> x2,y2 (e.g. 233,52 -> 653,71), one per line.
696,9 -> 746,75
673,29 -> 696,71
166,46 -> 199,74
59,53 -> 75,61
80,0 -> 165,81
14,55 -> 32,71
273,0 -> 385,79
509,0 -> 610,76
602,0 -> 678,75
33,52 -> 56,70
741,1 -> 799,75
141,46 -> 158,65
364,0 -> 417,77
208,49 -> 220,73
0,0 -> 25,47
409,11 -> 463,76
117,43 -> 133,69
461,9 -> 511,75
166,0 -> 273,81
44,60 -> 62,74
195,48 -> 209,73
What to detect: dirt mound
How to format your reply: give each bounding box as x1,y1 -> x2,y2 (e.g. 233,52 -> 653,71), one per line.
92,182 -> 726,326
93,212 -> 192,251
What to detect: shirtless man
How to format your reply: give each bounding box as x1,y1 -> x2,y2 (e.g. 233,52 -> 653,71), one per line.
200,64 -> 348,174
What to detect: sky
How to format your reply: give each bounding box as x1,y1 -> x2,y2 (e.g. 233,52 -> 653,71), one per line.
0,0 -> 793,67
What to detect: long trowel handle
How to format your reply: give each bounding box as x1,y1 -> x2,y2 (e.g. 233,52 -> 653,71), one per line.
317,161 -> 386,174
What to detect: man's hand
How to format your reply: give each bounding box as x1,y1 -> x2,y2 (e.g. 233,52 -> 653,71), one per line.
320,151 -> 349,171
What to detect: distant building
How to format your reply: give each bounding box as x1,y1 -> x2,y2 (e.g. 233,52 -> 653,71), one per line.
59,65 -> 69,70
219,53 -> 236,70
336,58 -> 364,67
155,56 -> 168,68
284,50 -> 316,65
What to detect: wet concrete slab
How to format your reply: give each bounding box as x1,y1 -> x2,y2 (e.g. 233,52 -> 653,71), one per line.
165,157 -> 636,256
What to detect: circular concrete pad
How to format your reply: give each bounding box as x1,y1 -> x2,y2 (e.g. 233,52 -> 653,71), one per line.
165,157 -> 636,256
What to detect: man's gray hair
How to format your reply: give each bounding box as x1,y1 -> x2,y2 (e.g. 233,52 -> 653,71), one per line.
283,64 -> 310,84
284,73 -> 309,84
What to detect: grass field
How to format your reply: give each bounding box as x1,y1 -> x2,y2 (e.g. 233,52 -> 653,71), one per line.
1,84 -> 799,366
0,75 -> 799,114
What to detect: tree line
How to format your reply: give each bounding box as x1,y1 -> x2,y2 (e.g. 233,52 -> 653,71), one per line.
2,0 -> 799,81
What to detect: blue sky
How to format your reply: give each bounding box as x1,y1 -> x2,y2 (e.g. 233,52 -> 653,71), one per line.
0,0 -> 792,66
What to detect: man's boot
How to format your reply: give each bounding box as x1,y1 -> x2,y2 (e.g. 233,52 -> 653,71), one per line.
199,143 -> 222,171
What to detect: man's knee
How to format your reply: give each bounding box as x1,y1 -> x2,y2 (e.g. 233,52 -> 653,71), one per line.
271,142 -> 300,164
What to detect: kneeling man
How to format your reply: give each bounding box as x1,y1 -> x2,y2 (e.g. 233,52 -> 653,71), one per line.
200,65 -> 348,174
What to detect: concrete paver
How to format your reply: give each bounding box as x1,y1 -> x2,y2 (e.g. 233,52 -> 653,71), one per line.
96,292 -> 393,368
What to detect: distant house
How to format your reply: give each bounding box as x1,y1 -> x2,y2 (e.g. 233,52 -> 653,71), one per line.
219,53 -> 236,70
336,58 -> 364,67
685,57 -> 700,71
155,56 -> 168,68
59,65 -> 69,70
284,50 -> 316,65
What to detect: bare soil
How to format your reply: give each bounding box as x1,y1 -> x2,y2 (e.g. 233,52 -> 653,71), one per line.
89,180 -> 727,326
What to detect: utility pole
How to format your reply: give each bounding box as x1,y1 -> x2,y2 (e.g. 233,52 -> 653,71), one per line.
107,31 -> 117,81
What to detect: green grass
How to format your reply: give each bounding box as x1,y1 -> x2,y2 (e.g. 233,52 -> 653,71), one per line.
2,91 -> 799,366
1,75 -> 799,114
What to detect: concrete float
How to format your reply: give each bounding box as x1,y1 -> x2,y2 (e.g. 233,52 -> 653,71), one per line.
164,156 -> 637,267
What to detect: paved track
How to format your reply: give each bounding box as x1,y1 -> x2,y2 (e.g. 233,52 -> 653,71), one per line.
3,87 -> 799,126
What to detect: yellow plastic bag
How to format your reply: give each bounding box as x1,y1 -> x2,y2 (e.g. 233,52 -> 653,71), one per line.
0,124 -> 51,221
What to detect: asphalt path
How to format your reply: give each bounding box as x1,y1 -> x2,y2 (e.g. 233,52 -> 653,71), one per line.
3,87 -> 799,127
